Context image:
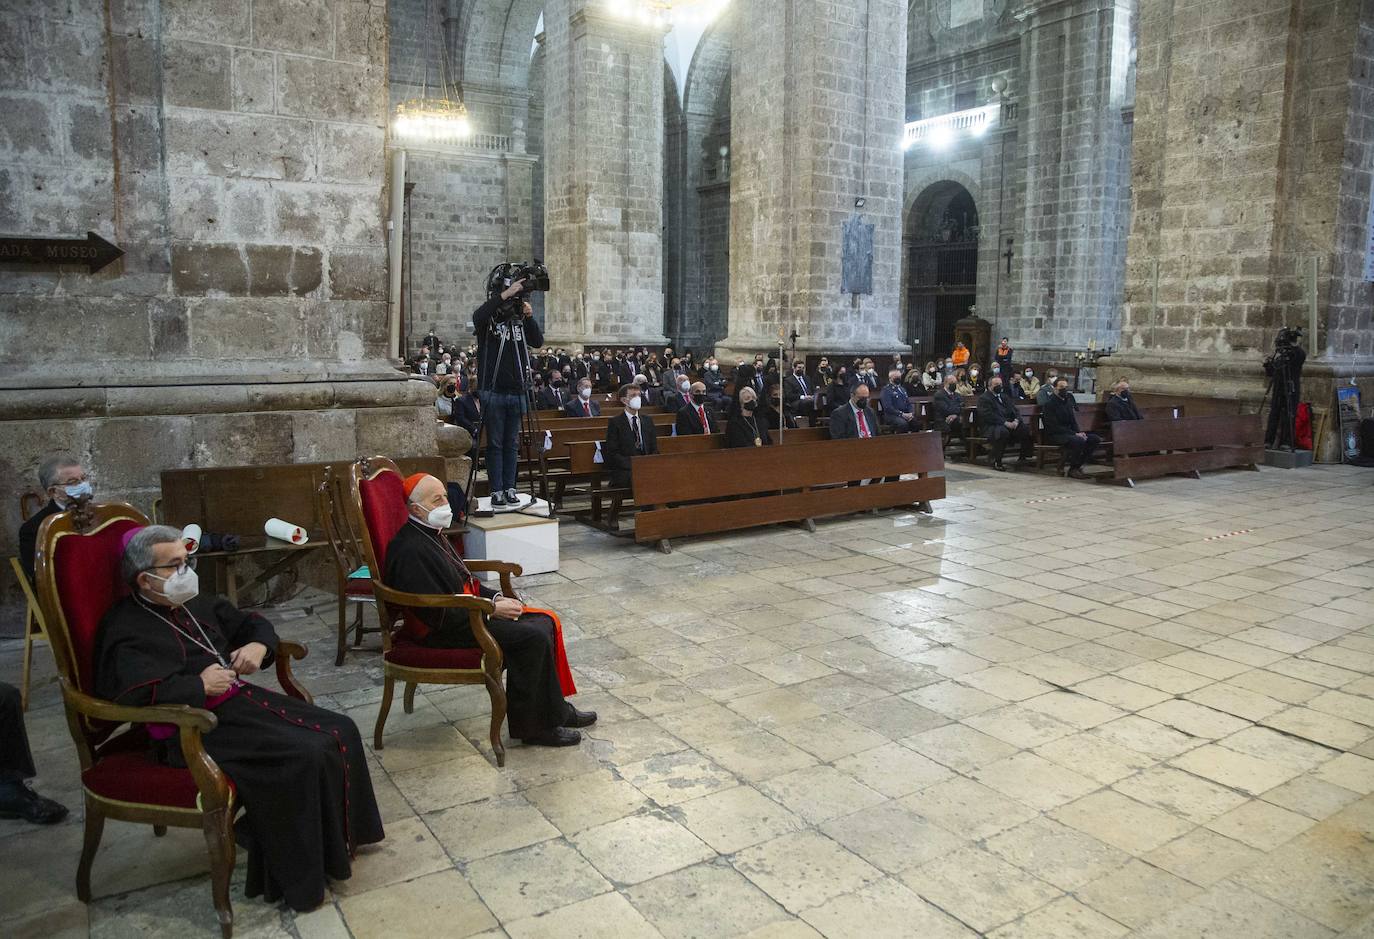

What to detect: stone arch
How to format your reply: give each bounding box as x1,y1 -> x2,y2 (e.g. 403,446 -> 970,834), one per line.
902,179 -> 981,355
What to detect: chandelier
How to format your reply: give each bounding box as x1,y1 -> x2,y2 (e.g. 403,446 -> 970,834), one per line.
391,97 -> 472,146
604,0 -> 730,28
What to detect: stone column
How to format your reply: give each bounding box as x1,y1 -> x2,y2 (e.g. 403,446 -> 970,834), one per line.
1106,0 -> 1374,456
542,0 -> 668,348
719,0 -> 907,360
1010,0 -> 1134,360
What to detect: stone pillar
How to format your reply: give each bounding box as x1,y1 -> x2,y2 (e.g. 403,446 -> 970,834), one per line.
720,0 -> 907,360
1106,0 -> 1374,455
1011,0 -> 1134,360
542,0 -> 668,347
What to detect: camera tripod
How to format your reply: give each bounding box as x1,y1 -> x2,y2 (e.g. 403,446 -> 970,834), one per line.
1261,345 -> 1303,451
463,303 -> 557,521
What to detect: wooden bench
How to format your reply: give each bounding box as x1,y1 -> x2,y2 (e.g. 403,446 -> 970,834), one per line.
1105,413 -> 1263,487
630,433 -> 946,552
1034,404 -> 1186,473
566,426 -> 832,529
159,456 -> 448,605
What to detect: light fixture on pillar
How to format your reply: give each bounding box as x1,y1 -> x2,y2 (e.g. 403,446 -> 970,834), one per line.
391,96 -> 472,146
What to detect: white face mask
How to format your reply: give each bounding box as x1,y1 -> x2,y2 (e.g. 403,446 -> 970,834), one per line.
1026,371 -> 1034,377
414,503 -> 453,530
579,386 -> 592,399
627,396 -> 642,411
148,566 -> 199,606
679,380 -> 690,392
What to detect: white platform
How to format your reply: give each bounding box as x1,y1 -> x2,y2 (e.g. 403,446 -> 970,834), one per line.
465,496 -> 559,580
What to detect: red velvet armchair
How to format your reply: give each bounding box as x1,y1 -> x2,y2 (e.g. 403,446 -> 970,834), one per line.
33,501 -> 312,939
346,456 -> 514,765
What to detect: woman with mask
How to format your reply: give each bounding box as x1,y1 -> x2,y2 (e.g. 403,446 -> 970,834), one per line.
827,367 -> 851,417
955,369 -> 974,397
725,386 -> 772,447
920,361 -> 940,391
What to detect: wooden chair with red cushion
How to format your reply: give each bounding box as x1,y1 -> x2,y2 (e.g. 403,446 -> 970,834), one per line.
316,472 -> 382,666
346,456 -> 513,766
33,501 -> 312,939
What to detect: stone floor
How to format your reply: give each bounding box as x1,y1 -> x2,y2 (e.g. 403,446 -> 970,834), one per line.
2,462 -> 1374,938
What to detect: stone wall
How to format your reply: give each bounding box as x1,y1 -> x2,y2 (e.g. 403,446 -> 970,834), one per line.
724,0 -> 908,357
0,0 -> 432,616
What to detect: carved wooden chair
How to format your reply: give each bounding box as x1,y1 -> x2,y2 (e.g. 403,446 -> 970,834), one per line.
316,470 -> 381,666
347,456 -> 515,765
11,489 -> 50,710
34,501 -> 312,939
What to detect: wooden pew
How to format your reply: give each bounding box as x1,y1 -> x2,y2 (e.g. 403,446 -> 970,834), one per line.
159,456 -> 448,604
629,433 -> 946,551
1034,403 -> 1186,472
565,425 -> 832,527
1105,413 -> 1263,487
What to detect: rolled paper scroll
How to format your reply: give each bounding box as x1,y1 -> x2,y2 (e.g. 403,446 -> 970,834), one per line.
181,524 -> 202,554
264,517 -> 307,544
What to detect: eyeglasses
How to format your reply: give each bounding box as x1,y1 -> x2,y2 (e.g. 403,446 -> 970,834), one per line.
144,559 -> 196,576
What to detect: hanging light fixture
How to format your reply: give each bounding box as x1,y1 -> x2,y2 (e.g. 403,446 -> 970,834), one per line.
392,96 -> 472,146
603,0 -> 729,29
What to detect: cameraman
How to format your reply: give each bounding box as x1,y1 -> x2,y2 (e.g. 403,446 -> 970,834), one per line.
473,279 -> 542,508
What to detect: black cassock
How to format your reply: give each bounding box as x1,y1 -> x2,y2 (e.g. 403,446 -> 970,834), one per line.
94,595 -> 384,912
383,519 -> 572,739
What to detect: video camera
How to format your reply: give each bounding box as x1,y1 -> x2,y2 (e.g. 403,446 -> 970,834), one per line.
1274,325 -> 1305,347
484,261 -> 550,323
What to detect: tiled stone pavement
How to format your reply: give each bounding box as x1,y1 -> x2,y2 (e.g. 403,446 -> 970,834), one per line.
3,463 -> 1374,937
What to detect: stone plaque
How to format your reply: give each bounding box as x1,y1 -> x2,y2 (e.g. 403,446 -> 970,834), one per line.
950,0 -> 982,28
841,215 -> 874,295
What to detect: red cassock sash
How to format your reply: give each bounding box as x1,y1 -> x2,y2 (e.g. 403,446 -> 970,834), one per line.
461,577 -> 577,697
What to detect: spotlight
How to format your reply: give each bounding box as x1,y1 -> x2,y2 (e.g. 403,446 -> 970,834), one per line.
854,197 -> 866,209
929,125 -> 953,149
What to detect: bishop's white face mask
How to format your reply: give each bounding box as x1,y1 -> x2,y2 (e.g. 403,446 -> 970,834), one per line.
148,566 -> 200,606
414,503 -> 453,530
627,396 -> 642,411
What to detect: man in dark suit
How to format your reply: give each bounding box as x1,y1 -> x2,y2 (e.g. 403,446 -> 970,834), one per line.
783,362 -> 817,424
879,370 -> 920,433
662,372 -> 692,413
829,384 -> 879,439
19,453 -> 90,581
603,383 -> 659,489
978,377 -> 1033,471
1042,378 -> 1101,478
535,371 -> 566,410
563,378 -> 602,417
450,387 -> 482,440
675,382 -> 717,436
931,376 -> 967,453
1105,378 -> 1144,422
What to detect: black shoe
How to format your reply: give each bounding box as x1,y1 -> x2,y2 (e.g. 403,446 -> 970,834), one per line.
521,727 -> 582,747
992,462 -> 1006,472
563,707 -> 598,729
490,491 -> 507,508
1067,467 -> 1089,480
0,782 -> 69,825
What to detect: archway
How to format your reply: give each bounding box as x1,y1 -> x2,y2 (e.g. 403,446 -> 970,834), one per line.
903,181 -> 979,359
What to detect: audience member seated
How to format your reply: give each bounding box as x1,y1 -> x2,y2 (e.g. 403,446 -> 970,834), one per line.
829,383 -> 878,439
932,376 -> 966,451
1007,371 -> 1026,400
978,376 -> 1033,471
1036,369 -> 1060,406
1042,377 -> 1100,479
435,379 -> 459,420
920,361 -> 941,391
0,682 -> 67,824
383,475 -> 594,748
662,373 -> 692,412
96,526 -> 384,912
701,356 -> 728,409
951,341 -> 970,366
1019,369 -> 1041,400
603,383 -> 659,488
450,386 -> 482,440
435,352 -> 453,376
816,357 -> 835,386
825,366 -> 850,413
563,378 -> 601,417
534,372 -> 565,410
725,387 -> 772,447
760,381 -> 796,432
19,452 -> 92,582
783,361 -> 817,423
968,365 -> 986,394
1105,377 -> 1143,421
854,359 -> 880,393
675,382 -> 717,435
955,369 -> 974,397
880,370 -> 920,433
415,354 -> 431,377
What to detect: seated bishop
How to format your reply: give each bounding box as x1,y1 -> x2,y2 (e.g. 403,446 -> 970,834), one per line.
382,473 -> 594,748
95,525 -> 384,913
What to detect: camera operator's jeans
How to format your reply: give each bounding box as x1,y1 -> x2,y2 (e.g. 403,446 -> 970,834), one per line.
484,391 -> 525,494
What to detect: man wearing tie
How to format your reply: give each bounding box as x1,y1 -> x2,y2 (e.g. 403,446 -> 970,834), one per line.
783,361 -> 816,424
675,382 -> 717,436
563,378 -> 602,417
828,384 -> 878,439
603,383 -> 659,489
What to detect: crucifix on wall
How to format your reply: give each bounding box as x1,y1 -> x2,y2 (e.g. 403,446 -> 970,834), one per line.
1002,236 -> 1015,275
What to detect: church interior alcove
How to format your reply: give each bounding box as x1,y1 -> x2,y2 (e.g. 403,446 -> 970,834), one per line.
904,180 -> 979,358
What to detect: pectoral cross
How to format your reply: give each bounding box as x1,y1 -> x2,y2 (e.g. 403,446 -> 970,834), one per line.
1002,237 -> 1015,275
